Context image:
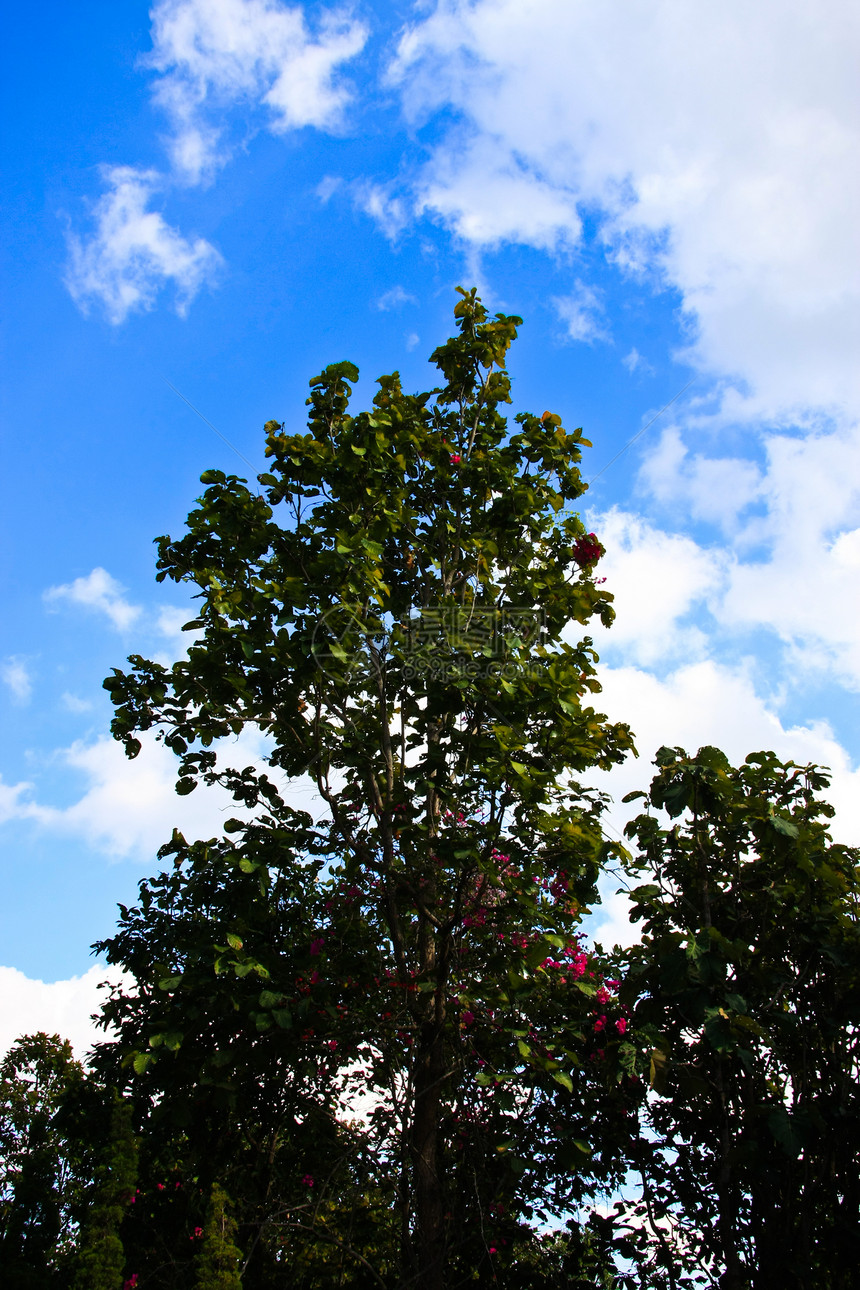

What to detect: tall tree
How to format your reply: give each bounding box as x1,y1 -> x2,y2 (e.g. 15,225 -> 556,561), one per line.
97,288 -> 636,1286
194,1185 -> 243,1290
615,746 -> 860,1289
72,1095 -> 138,1290
0,1034 -> 91,1289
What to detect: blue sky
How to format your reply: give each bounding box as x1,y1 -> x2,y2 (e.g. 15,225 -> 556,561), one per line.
2,0 -> 859,1053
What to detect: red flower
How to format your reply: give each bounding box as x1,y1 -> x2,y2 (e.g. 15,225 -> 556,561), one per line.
450,453 -> 461,464
573,534 -> 602,567
616,1017 -> 628,1035
302,1174 -> 314,1188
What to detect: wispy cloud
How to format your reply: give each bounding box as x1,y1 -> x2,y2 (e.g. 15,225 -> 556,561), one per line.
147,0 -> 369,183
376,285 -> 417,311
554,282 -> 609,344
353,181 -> 410,241
623,347 -> 654,376
61,693 -> 94,715
64,0 -> 368,322
44,567 -> 142,632
1,658 -> 33,705
64,167 -> 221,324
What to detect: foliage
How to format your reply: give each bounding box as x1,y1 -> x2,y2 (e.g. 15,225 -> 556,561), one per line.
613,746 -> 860,1289
93,287 -> 636,1287
12,296 -> 859,1288
72,1094 -> 138,1290
0,1033 -> 93,1289
194,1185 -> 243,1289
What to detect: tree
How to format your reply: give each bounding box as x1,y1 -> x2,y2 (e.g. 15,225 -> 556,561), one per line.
72,1094 -> 138,1290
614,747 -> 860,1288
0,1033 -> 90,1288
96,288 -> 637,1287
194,1184 -> 243,1290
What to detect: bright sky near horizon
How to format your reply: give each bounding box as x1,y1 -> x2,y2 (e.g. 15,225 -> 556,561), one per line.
2,0 -> 859,1057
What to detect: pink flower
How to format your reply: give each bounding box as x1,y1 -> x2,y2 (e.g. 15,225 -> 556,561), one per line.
462,1010 -> 475,1026
616,1017 -> 628,1035
191,1226 -> 203,1240
302,1174 -> 314,1188
327,1039 -> 338,1050
309,937 -> 325,955
450,453 -> 461,464
156,1182 -> 165,1191
123,1278 -> 139,1289
596,985 -> 610,1005
594,1015 -> 607,1032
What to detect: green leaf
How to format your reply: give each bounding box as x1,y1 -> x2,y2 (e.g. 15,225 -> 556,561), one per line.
768,1106 -> 804,1157
771,813 -> 799,838
649,1047 -> 669,1095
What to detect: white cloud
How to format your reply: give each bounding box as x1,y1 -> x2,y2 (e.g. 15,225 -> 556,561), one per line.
585,657 -> 860,945
64,167 -> 222,324
61,693 -> 94,714
640,426 -> 764,531
0,726 -> 335,863
44,566 -> 142,631
0,777 -> 37,825
353,181 -> 409,241
64,2 -> 367,322
389,0 -> 860,423
554,282 -> 608,344
157,604 -> 199,642
316,174 -> 343,203
147,0 -> 368,182
410,134 -> 581,251
634,417 -> 860,689
584,509 -> 723,668
0,965 -> 126,1062
1,658 -> 33,705
376,285 -> 417,311
4,732 -> 266,860
622,348 -> 653,376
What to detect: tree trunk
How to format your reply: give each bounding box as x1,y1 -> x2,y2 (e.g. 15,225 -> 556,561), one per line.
410,1022 -> 446,1290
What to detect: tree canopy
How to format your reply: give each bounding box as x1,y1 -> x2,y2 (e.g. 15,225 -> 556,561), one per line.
94,287 -> 637,1286
2,292 -> 858,1289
